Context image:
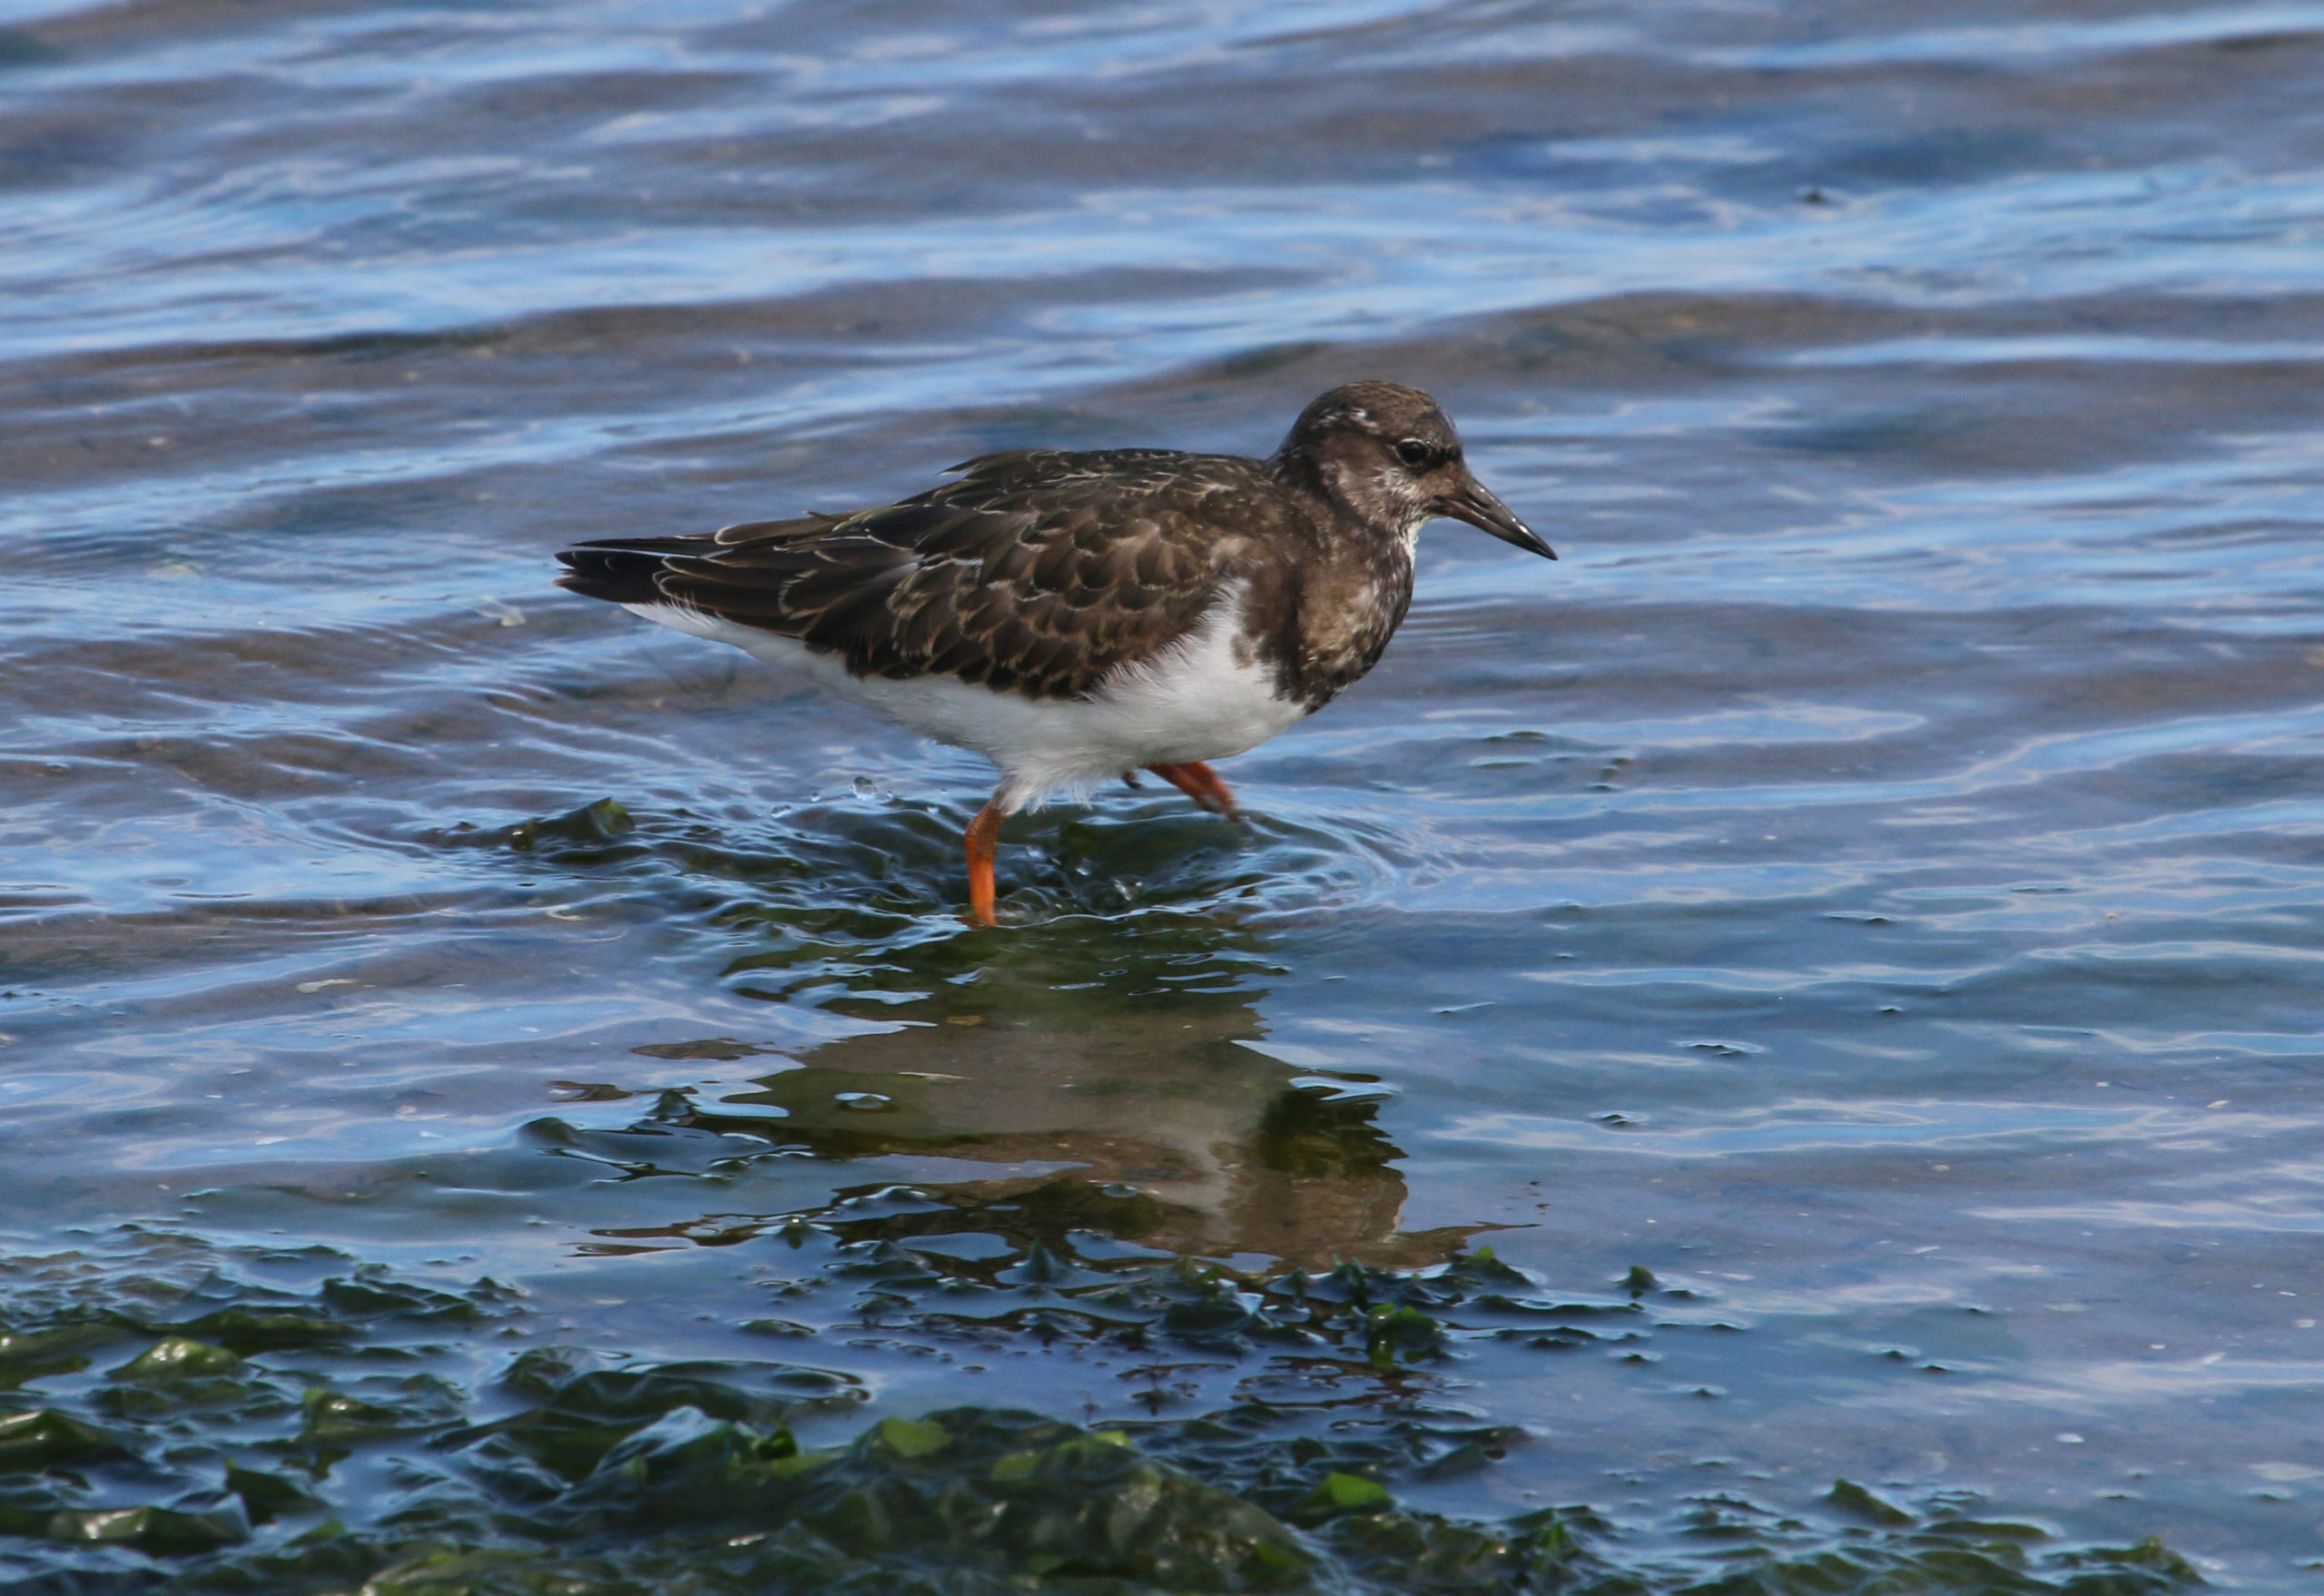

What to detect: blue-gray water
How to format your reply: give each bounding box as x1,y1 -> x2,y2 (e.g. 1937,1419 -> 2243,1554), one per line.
5,0 -> 2324,1588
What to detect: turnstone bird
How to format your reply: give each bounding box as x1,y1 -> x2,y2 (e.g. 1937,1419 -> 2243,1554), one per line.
556,380 -> 1551,925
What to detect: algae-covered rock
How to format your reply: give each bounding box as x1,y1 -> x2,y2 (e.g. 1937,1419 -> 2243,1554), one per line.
0,1230 -> 2208,1596
1824,1477 -> 1915,1528
300,1374 -> 466,1448
458,1352 -> 864,1486
1662,1517 -> 2204,1596
320,1266 -> 512,1327
43,1500 -> 250,1554
541,1405 -> 1315,1591
506,798 -> 635,853
0,1406 -> 126,1470
1291,1469 -> 1393,1522
113,1335 -> 247,1382
358,1545 -> 646,1595
0,1324 -> 131,1387
97,1335 -> 276,1420
165,1306 -> 351,1354
225,1460 -> 324,1526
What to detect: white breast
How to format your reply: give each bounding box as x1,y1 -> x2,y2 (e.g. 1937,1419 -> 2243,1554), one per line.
621,581 -> 1307,813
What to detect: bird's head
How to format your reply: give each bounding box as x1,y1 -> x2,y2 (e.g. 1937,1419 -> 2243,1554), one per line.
1274,379 -> 1553,558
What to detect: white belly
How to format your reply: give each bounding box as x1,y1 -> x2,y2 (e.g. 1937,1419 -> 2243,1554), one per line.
622,585 -> 1306,812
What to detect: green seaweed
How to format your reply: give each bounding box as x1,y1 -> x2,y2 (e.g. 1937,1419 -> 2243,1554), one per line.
504,796 -> 637,853
0,1407 -> 125,1471
0,1323 -> 128,1386
1825,1478 -> 1915,1527
0,1230 -> 2201,1596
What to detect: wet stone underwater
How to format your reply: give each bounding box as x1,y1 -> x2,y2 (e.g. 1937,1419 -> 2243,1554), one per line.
5,0 -> 2324,1590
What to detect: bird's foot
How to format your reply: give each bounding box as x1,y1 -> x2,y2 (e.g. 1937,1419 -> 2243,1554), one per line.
1145,761 -> 1243,822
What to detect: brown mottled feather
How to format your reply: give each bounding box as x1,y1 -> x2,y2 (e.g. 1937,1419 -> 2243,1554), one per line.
557,448 -> 1293,701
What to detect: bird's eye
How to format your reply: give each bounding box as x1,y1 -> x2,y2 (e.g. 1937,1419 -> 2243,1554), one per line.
1393,439 -> 1433,468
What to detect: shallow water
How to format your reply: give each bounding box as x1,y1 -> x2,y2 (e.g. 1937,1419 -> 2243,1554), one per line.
4,0 -> 2324,1587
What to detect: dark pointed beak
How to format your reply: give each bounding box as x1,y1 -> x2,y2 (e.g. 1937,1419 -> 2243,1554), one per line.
1441,477 -> 1555,560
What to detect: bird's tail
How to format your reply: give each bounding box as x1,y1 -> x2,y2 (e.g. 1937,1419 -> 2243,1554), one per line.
556,516 -> 841,606
554,537 -> 707,606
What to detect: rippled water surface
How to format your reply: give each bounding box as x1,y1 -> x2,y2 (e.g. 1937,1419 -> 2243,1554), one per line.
6,0 -> 2324,1588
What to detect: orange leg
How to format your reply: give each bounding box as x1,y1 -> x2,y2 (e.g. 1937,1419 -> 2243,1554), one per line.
964,800 -> 1005,926
1145,761 -> 1241,820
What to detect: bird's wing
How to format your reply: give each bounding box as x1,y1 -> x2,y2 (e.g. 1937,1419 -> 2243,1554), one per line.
556,452 -> 1284,700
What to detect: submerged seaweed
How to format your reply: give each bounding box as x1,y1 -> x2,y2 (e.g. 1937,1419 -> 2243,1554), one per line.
0,1229 -> 2197,1595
